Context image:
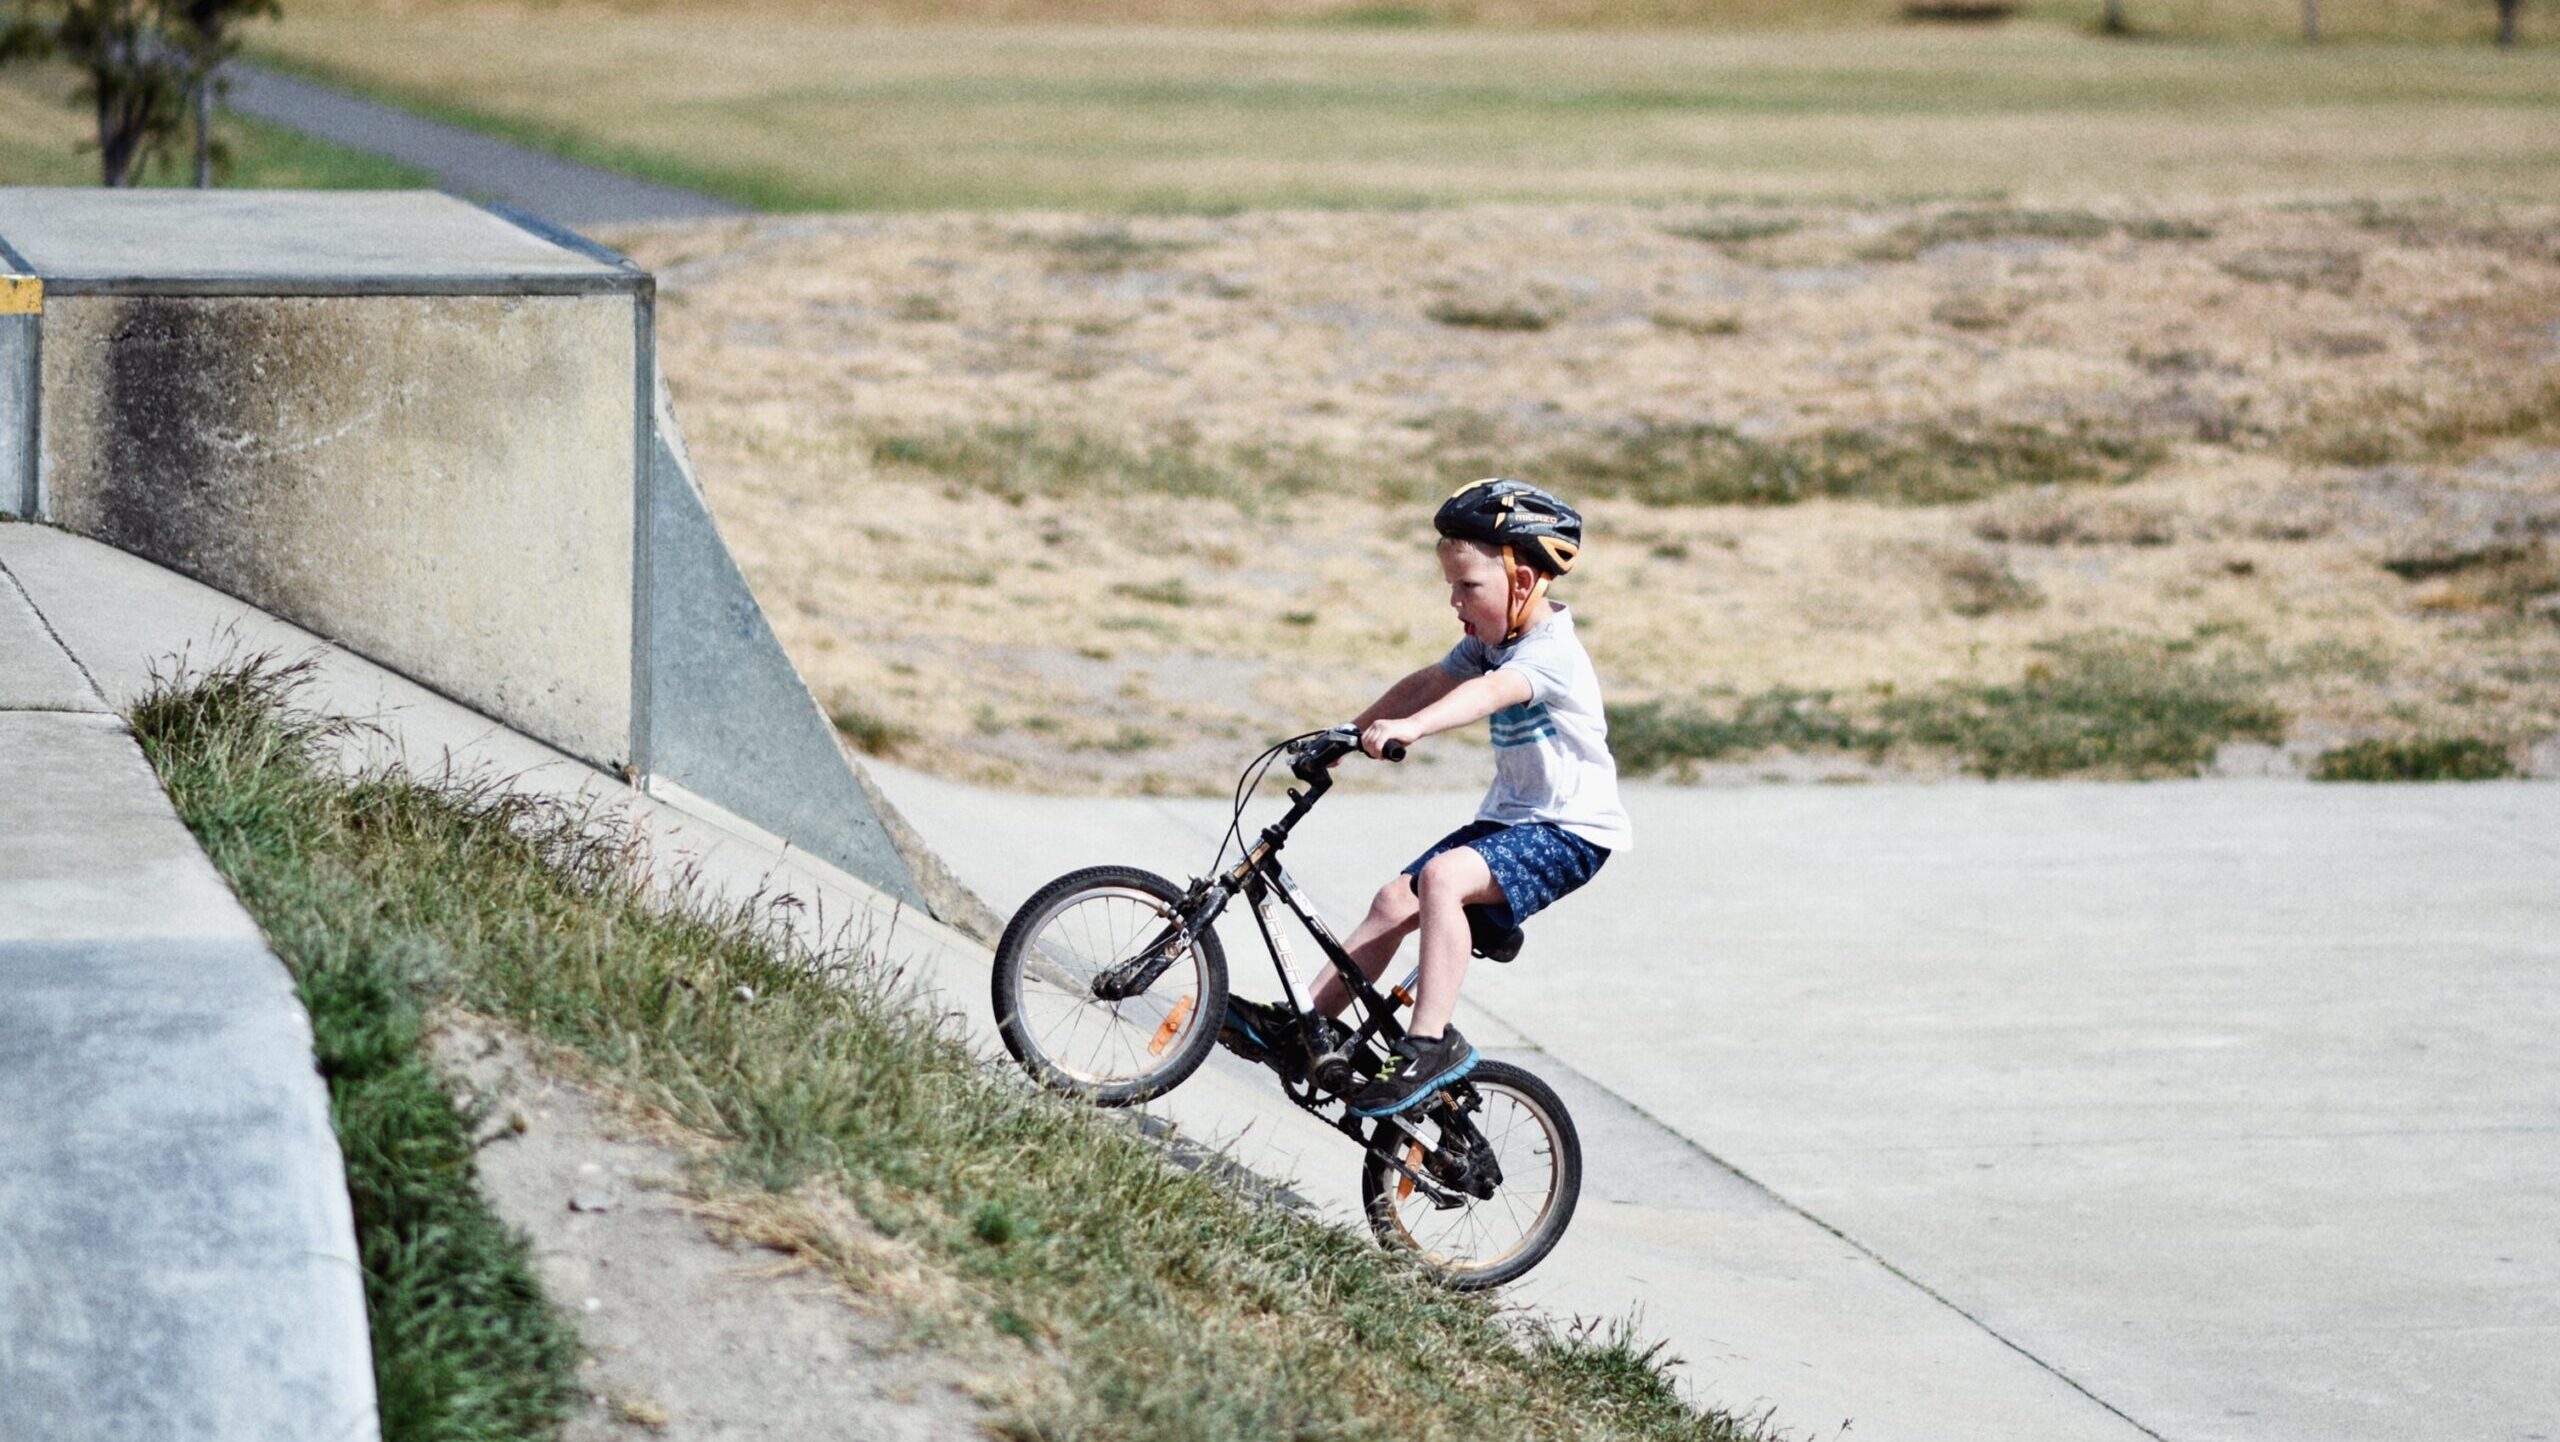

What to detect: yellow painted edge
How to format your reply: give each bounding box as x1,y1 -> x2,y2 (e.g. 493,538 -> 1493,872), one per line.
0,276 -> 42,315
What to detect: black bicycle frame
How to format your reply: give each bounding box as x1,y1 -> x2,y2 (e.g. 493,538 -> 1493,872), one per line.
1211,765 -> 1409,1047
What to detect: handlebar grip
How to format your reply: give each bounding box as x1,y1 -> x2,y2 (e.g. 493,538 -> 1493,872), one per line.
1382,740 -> 1407,763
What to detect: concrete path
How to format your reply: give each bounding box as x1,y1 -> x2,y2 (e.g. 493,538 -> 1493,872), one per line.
866,760 -> 2560,1442
17,515 -> 2553,1440
225,63 -> 747,228
0,544 -> 377,1440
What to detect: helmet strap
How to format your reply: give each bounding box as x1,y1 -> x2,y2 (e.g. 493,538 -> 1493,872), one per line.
1501,545 -> 1551,644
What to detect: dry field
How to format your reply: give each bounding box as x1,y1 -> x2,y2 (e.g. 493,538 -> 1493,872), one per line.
609,199 -> 2560,793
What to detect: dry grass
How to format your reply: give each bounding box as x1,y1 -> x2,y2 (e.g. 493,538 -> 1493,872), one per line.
283,0 -> 2538,42
252,10 -> 2560,211
608,199 -> 2560,791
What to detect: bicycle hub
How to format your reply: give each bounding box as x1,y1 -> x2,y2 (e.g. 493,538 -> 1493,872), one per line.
1310,1047 -> 1358,1097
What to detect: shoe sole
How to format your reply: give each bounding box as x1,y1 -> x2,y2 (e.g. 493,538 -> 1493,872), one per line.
1346,1053 -> 1478,1118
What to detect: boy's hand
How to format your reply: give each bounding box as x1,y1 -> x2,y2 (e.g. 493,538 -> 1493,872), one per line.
1361,718 -> 1423,760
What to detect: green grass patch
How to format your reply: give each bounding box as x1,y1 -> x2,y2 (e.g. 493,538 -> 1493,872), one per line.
1511,417 -> 2166,508
1313,4 -> 1442,27
1663,214 -> 1803,247
1608,689 -> 1890,774
134,658 -> 1765,1442
830,702 -> 919,758
1882,630 -> 2286,777
126,663 -> 579,1442
1856,205 -> 2118,260
1425,298 -> 1557,331
2312,736 -> 2519,781
1111,577 -> 1197,607
870,422 -> 1332,511
2288,376 -> 2560,468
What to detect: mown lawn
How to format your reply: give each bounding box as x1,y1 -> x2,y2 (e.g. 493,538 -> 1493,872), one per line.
250,7 -> 2560,211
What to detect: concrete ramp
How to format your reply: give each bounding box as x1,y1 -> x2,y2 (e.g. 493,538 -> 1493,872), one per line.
0,188 -> 921,908
0,559 -> 376,1442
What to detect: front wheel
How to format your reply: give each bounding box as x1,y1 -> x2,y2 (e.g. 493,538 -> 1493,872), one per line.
991,865 -> 1227,1106
1360,1059 -> 1581,1290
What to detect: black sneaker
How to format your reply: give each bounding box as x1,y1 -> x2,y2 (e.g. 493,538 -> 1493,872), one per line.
1345,1027 -> 1477,1118
1218,998 -> 1346,1077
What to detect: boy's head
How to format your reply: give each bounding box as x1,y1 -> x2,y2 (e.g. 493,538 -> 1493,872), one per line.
1432,479 -> 1583,644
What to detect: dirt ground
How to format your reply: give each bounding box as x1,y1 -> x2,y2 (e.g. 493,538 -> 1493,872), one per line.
433,1017 -> 1013,1441
608,199 -> 2560,794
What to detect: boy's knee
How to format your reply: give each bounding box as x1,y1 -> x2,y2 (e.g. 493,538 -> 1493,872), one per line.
1414,851 -> 1479,905
1370,878 -> 1420,922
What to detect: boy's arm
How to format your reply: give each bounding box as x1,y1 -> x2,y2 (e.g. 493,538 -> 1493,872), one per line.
1361,670 -> 1532,758
1352,664 -> 1462,731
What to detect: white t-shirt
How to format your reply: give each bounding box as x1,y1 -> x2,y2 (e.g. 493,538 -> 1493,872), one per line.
1437,604 -> 1632,854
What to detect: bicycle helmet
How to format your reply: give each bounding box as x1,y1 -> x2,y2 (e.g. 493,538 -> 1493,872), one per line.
1434,478 -> 1583,643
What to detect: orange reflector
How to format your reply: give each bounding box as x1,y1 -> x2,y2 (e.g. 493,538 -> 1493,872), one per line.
1396,1143 -> 1424,1200
1390,987 -> 1414,1009
1147,995 -> 1196,1057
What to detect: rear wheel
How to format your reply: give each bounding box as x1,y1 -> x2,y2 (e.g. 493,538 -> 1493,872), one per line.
1360,1059 -> 1580,1290
991,865 -> 1226,1106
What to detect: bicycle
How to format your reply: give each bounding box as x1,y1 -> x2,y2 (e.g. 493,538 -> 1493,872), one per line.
990,724 -> 1582,1289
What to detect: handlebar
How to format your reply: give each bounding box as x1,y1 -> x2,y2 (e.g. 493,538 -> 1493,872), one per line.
1286,725 -> 1405,782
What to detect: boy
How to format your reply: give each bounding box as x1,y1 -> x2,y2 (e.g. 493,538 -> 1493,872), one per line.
1221,478 -> 1630,1117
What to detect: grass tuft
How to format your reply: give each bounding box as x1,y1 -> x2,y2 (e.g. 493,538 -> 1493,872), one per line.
832,703 -> 920,758
1608,689 -> 1890,774
1520,417 -> 2165,508
127,657 -> 582,1442
2312,736 -> 2519,782
1856,207 -> 2118,262
131,658 -> 1765,1442
1882,631 -> 2285,778
1425,298 -> 1557,332
870,423 -> 1327,511
1662,214 -> 1802,248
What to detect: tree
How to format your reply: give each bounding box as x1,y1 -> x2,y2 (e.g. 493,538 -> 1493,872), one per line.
2496,0 -> 2520,47
175,0 -> 278,187
0,0 -> 191,186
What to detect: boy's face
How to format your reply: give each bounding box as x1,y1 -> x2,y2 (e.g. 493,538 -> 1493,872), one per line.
1440,541 -> 1514,643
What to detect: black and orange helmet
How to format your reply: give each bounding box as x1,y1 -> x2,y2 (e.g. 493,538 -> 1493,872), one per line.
1434,478 -> 1582,576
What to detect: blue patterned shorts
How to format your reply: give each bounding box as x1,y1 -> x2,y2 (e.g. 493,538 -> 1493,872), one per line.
1401,820 -> 1610,929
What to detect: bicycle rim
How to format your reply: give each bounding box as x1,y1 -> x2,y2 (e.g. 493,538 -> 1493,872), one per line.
1364,1064 -> 1578,1288
1006,879 -> 1215,1096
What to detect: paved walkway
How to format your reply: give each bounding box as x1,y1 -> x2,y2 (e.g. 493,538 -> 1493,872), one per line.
0,539 -> 377,1440
226,63 -> 747,228
15,514 -> 2554,1440
867,760 -> 2560,1442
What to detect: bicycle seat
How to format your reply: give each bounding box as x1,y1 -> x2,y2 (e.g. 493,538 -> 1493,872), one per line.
1465,905 -> 1524,964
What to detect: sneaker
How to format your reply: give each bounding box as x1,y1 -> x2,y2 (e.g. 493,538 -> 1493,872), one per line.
1345,1027 -> 1477,1118
1218,997 -> 1346,1077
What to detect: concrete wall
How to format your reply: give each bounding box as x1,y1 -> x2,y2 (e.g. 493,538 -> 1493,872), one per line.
0,189 -> 930,909
0,276 -> 33,519
38,291 -> 640,768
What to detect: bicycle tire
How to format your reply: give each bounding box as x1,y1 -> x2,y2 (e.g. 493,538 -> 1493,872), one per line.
1359,1058 -> 1581,1290
991,865 -> 1228,1106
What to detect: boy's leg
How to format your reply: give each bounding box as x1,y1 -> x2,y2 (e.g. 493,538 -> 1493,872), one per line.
1409,847 -> 1504,1039
1306,877 -> 1421,1017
